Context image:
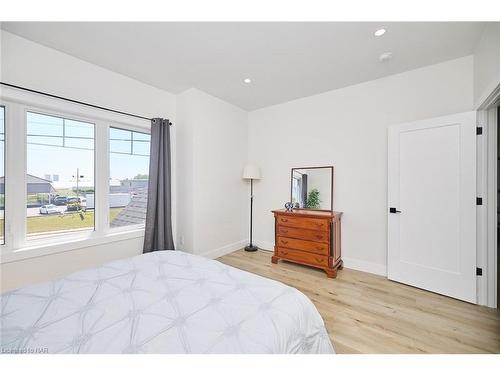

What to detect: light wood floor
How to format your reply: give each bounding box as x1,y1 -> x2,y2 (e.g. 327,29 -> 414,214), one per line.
218,250 -> 500,354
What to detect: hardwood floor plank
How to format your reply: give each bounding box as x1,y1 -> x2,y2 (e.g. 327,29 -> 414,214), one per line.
218,249 -> 500,354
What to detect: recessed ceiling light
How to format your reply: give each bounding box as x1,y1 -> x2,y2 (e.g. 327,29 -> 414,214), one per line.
379,52 -> 393,62
243,78 -> 252,84
374,28 -> 386,37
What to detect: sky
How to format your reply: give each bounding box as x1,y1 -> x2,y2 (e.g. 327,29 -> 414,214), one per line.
24,112 -> 150,190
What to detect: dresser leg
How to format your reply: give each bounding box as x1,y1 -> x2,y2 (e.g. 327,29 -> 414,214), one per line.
271,256 -> 279,264
324,268 -> 337,278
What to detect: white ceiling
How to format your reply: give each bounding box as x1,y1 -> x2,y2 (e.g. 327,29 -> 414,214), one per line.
1,22 -> 485,110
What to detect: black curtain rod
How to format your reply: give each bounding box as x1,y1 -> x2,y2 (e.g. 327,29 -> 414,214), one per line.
0,81 -> 172,125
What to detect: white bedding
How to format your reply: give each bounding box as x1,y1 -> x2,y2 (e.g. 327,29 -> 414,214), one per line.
0,251 -> 334,354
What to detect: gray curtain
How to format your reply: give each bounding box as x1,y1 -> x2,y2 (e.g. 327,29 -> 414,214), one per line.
143,118 -> 175,253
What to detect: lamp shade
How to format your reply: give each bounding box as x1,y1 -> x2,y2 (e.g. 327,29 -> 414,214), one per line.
242,164 -> 261,180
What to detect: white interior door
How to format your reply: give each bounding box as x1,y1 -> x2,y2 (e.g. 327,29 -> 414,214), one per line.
388,112 -> 477,303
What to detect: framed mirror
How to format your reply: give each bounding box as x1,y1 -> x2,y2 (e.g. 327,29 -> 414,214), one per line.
290,166 -> 333,211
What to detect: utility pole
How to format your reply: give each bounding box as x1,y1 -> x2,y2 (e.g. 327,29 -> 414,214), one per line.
72,168 -> 84,200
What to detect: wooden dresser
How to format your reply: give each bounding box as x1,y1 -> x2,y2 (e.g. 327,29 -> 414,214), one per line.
271,209 -> 343,278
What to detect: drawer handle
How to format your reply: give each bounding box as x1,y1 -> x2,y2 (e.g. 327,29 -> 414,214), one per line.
281,229 -> 289,234
315,257 -> 323,263
315,235 -> 323,240
281,218 -> 289,222
314,222 -> 324,227
281,250 -> 289,255
281,240 -> 289,245
316,246 -> 323,251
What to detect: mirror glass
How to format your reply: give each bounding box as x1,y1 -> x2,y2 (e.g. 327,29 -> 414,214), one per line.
291,166 -> 333,210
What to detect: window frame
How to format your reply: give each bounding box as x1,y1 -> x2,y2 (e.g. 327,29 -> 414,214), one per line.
0,89 -> 152,264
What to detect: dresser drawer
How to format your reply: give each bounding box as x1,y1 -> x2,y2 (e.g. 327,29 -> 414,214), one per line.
277,226 -> 329,243
276,216 -> 329,231
277,236 -> 329,255
277,247 -> 328,267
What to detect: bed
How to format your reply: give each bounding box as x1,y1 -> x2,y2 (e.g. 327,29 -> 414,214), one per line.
0,250 -> 334,354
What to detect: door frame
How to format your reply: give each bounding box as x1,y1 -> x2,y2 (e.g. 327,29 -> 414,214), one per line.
476,81 -> 500,308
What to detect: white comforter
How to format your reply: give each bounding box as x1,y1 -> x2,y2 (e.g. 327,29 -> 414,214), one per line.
0,251 -> 334,354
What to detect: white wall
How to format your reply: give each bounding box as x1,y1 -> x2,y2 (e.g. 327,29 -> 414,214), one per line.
473,23 -> 500,107
176,88 -> 248,258
0,31 -> 177,291
0,237 -> 143,291
248,56 -> 474,275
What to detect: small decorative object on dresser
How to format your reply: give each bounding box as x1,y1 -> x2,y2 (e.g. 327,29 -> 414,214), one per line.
284,202 -> 294,211
271,209 -> 343,278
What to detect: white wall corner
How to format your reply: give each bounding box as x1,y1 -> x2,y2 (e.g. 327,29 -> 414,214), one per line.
198,240 -> 248,260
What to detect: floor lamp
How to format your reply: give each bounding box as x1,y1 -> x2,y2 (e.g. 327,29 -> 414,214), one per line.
243,165 -> 261,252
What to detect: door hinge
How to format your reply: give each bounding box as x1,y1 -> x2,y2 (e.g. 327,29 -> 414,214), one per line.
476,267 -> 483,276
476,197 -> 483,205
476,126 -> 483,135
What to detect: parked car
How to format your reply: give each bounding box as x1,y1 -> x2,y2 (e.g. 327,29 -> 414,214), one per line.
39,204 -> 60,215
67,196 -> 81,204
53,196 -> 68,206
66,202 -> 86,212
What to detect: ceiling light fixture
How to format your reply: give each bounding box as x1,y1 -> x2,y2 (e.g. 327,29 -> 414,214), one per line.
243,78 -> 252,84
374,28 -> 386,37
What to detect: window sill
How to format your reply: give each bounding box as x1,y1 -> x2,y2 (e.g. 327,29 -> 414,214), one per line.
0,229 -> 145,264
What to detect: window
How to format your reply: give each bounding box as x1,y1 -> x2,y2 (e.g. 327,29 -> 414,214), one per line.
0,93 -> 153,260
26,112 -> 95,237
109,127 -> 150,228
0,107 -> 5,244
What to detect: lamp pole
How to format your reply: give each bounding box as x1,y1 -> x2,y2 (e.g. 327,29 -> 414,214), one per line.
245,178 -> 258,252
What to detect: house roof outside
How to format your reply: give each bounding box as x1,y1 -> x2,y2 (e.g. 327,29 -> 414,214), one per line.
110,189 -> 148,228
0,174 -> 56,194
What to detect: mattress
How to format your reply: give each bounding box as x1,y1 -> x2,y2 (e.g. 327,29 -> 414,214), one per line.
0,250 -> 334,354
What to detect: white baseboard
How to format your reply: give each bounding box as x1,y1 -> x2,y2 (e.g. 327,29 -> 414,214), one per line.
211,238 -> 387,277
198,239 -> 247,259
342,257 -> 387,276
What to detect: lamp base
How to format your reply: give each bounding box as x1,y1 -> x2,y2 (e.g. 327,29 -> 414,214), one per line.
244,245 -> 258,252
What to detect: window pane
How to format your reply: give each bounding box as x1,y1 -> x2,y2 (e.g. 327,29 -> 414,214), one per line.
65,137 -> 94,150
26,112 -> 95,237
132,140 -> 150,156
0,107 -> 4,244
109,127 -> 150,228
65,119 -> 95,138
27,112 -> 63,136
110,139 -> 132,154
27,135 -> 63,147
110,127 -> 131,141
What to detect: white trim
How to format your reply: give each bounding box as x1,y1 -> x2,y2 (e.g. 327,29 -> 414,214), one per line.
0,229 -> 144,264
477,110 -> 488,305
475,77 -> 500,110
485,106 -> 498,308
198,239 -> 247,260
